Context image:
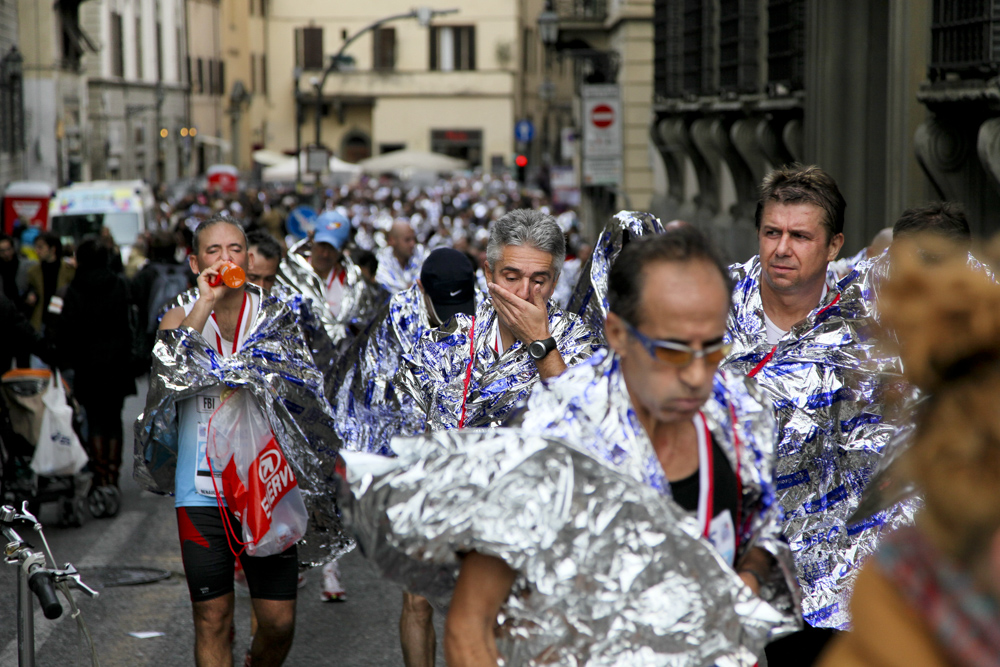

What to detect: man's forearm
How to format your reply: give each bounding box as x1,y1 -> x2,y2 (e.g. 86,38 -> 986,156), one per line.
180,297 -> 213,333
534,349 -> 568,380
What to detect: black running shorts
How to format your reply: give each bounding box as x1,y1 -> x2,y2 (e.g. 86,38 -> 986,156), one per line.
176,506 -> 298,602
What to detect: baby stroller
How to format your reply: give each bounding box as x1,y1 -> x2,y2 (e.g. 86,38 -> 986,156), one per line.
0,369 -> 90,526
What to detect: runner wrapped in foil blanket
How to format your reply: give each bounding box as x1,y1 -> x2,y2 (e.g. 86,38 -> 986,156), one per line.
565,210 -> 666,341
332,284 -> 430,455
375,244 -> 427,295
276,239 -> 388,347
510,348 -> 801,634
343,428 -> 793,666
134,284 -> 352,566
395,298 -> 603,431
723,256 -> 915,630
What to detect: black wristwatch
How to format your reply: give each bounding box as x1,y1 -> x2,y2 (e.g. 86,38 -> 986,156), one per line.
527,336 -> 557,361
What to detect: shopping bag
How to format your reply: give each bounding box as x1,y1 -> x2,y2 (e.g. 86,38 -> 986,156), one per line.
31,370 -> 88,477
206,388 -> 308,557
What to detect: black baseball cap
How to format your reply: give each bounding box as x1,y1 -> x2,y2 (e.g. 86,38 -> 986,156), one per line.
420,248 -> 477,323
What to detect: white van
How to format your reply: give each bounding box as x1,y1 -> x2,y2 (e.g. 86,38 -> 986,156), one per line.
48,180 -> 155,261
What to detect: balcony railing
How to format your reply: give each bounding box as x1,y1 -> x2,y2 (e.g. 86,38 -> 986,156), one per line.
553,0 -> 607,22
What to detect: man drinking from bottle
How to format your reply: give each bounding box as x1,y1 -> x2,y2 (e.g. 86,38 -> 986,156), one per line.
158,215 -> 298,667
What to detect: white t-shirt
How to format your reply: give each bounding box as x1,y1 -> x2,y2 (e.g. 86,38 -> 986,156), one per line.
762,285 -> 827,345
323,267 -> 347,318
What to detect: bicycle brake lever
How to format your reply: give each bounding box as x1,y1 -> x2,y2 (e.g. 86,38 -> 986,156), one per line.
57,564 -> 100,598
18,501 -> 40,527
67,575 -> 99,598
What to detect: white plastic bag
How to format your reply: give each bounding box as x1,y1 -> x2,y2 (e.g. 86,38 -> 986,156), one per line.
31,370 -> 88,477
206,388 -> 308,557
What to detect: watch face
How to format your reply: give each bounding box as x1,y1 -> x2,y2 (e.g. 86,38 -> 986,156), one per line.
528,341 -> 545,360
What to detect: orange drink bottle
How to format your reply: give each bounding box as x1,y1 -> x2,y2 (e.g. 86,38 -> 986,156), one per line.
209,262 -> 246,288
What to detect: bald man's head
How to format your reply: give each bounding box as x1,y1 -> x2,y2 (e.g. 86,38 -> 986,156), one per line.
388,220 -> 417,266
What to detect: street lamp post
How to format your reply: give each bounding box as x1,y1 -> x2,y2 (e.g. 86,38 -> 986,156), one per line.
307,6 -> 459,170
537,2 -> 559,47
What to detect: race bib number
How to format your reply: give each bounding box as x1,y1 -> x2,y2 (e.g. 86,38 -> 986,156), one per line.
194,394 -> 221,497
708,510 -> 736,566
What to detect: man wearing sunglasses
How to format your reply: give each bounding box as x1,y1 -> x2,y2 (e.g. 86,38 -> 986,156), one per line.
443,226 -> 799,665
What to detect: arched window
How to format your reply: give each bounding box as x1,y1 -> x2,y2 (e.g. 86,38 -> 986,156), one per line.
341,131 -> 371,163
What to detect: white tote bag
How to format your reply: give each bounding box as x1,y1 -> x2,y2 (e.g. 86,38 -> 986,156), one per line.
31,370 -> 89,477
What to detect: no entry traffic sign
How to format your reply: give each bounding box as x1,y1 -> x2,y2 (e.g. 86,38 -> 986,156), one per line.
590,104 -> 614,129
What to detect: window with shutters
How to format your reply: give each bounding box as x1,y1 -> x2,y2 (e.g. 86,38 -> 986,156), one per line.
295,26 -> 325,70
110,12 -> 124,77
197,58 -> 204,94
260,54 -> 267,95
373,27 -> 396,71
250,55 -> 256,93
219,60 -> 226,95
767,0 -> 805,90
430,26 -> 476,71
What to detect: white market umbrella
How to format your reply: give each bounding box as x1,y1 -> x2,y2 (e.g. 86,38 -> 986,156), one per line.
261,154 -> 362,182
358,149 -> 467,174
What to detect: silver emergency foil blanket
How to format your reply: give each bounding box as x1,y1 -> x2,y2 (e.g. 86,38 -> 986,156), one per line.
723,255 -> 916,630
844,249 -> 994,526
134,284 -> 353,566
332,284 -> 430,455
375,244 -> 427,295
344,429 -> 791,666
565,210 -> 665,341
395,298 -> 603,431
511,348 -> 801,632
163,285 -> 340,401
276,239 -> 388,348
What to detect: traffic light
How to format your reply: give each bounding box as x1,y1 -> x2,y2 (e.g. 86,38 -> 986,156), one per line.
514,154 -> 528,183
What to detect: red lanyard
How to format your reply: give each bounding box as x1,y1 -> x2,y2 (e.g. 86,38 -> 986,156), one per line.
211,292 -> 248,357
457,316 -> 476,429
749,292 -> 841,378
696,412 -> 715,538
326,267 -> 345,291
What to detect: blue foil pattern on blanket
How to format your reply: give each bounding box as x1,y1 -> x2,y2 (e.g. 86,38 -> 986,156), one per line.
723,255 -> 917,629
395,298 -> 603,431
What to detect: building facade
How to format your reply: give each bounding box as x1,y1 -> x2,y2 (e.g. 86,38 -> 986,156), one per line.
214,1 -> 528,176
186,0 -> 226,175
1,0 -> 24,188
219,0 -> 269,173
647,0 -> 959,262
79,0 -> 188,184
17,0 -> 95,187
544,0 -> 656,235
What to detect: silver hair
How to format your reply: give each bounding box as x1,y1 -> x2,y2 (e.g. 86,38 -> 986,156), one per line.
486,209 -> 566,277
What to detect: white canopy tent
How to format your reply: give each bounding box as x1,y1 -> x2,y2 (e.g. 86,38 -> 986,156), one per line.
357,149 -> 468,174
260,153 -> 362,183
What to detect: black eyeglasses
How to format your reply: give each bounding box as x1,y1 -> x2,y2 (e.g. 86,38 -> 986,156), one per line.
623,319 -> 731,368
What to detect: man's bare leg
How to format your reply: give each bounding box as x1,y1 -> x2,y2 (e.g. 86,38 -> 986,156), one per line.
193,594 -> 235,667
400,591 -> 435,667
247,598 -> 296,667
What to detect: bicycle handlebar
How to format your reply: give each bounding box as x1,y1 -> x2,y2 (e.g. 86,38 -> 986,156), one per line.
29,570 -> 63,620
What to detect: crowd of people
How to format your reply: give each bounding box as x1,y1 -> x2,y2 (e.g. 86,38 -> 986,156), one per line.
2,165 -> 1000,667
